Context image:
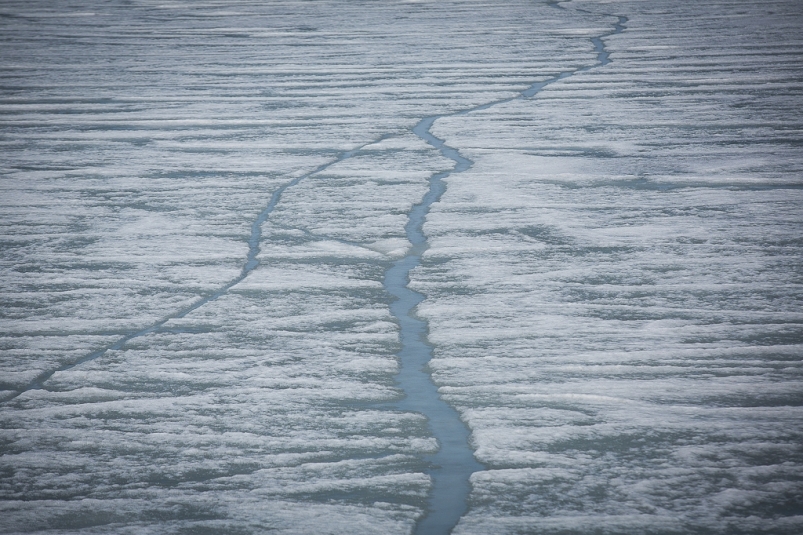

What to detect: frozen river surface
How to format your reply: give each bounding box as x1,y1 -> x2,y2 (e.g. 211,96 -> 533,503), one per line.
1,1 -> 802,534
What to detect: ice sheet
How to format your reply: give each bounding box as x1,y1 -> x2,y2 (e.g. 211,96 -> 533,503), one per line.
2,0 -> 802,533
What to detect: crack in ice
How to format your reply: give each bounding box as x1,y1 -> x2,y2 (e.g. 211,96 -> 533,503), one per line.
3,10 -> 630,535
2,135 -> 391,403
385,9 -> 627,535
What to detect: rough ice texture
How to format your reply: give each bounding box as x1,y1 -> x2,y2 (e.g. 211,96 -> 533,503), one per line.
2,0 -> 802,533
0,0 -> 593,533
409,0 -> 803,533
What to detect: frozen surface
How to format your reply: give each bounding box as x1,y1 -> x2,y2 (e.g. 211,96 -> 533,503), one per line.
411,0 -> 803,533
2,0 -> 802,533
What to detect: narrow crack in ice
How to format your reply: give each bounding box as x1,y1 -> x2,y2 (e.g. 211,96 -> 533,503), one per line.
384,9 -> 627,535
2,134 -> 392,403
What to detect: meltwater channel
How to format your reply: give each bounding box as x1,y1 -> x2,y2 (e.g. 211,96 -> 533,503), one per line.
382,10 -> 627,534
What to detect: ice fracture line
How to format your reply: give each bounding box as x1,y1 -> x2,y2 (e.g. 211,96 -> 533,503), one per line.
385,9 -> 627,535
1,135 -> 391,403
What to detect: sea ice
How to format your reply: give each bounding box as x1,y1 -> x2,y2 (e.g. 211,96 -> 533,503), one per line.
1,0 -> 801,533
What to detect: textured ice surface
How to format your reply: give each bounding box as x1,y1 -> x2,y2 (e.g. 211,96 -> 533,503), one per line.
410,1 -> 803,533
2,0 -> 803,533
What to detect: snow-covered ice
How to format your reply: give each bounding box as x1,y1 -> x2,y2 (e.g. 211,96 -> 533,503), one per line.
2,0 -> 802,534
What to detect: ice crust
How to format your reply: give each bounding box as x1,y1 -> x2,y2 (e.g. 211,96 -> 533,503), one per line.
2,0 -> 802,533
